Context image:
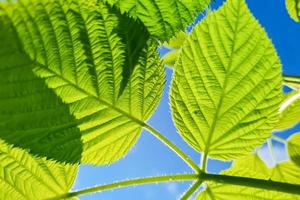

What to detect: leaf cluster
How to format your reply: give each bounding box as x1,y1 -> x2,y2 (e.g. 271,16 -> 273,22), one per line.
0,0 -> 299,199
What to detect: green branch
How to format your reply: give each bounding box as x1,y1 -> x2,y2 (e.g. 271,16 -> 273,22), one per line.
180,179 -> 203,200
201,153 -> 208,172
49,174 -> 199,200
143,123 -> 200,173
282,75 -> 300,89
202,173 -> 300,195
49,172 -> 300,199
283,75 -> 300,83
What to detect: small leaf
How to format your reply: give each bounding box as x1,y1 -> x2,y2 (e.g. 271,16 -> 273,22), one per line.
0,139 -> 77,200
104,0 -> 211,41
164,31 -> 188,49
287,133 -> 300,167
162,49 -> 180,68
223,154 -> 270,179
162,31 -> 188,68
286,0 -> 300,22
271,161 -> 300,184
276,92 -> 300,130
170,0 -> 283,160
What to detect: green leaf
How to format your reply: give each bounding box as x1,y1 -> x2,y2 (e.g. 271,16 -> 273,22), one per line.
104,0 -> 211,41
286,0 -> 300,22
0,139 -> 77,200
284,75 -> 300,90
0,0 -> 165,165
223,154 -> 270,179
162,49 -> 180,68
271,161 -> 300,185
162,31 -> 188,68
0,5 -> 83,164
164,31 -> 188,49
287,133 -> 300,167
276,92 -> 300,130
170,0 -> 283,160
197,155 -> 300,200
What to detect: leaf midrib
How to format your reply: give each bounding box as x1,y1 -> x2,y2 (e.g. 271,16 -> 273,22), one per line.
203,0 -> 241,156
8,1 -> 146,133
33,61 -> 145,128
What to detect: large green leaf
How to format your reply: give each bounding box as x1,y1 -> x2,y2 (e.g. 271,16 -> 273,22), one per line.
104,0 -> 211,41
0,139 -> 77,200
287,133 -> 300,167
286,0 -> 300,22
197,155 -> 300,200
0,0 -> 165,165
276,92 -> 300,130
170,0 -> 282,160
0,8 -> 83,163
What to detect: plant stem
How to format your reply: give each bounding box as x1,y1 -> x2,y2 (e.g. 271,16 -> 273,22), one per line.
180,179 -> 203,200
283,75 -> 300,83
202,173 -> 300,195
283,74 -> 300,90
50,172 -> 300,199
143,123 -> 200,173
201,153 -> 208,172
49,174 -> 199,200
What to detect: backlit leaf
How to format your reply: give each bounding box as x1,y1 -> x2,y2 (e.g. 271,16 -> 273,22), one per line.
287,133 -> 300,167
276,92 -> 300,130
104,0 -> 211,41
170,0 -> 282,160
0,139 -> 77,200
286,0 -> 300,22
0,0 -> 165,165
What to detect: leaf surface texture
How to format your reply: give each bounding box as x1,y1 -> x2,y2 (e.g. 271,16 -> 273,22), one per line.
104,0 -> 211,41
286,0 -> 300,22
287,133 -> 300,167
170,0 -> 282,160
0,0 -> 165,165
0,139 -> 77,200
276,92 -> 300,130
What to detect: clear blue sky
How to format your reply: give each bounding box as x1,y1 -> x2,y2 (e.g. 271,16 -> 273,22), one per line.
73,0 -> 300,199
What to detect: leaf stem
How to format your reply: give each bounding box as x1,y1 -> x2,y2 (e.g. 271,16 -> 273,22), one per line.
180,179 -> 203,200
201,153 -> 208,172
143,123 -> 200,173
283,74 -> 300,90
201,173 -> 300,195
49,174 -> 199,200
51,172 -> 300,199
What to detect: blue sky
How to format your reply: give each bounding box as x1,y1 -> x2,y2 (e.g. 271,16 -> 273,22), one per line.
73,0 -> 300,199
